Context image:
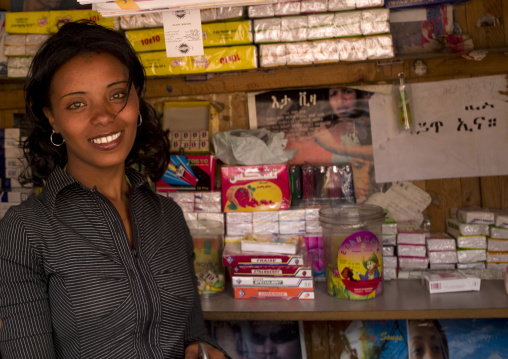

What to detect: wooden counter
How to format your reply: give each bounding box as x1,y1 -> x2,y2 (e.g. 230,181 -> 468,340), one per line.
201,279 -> 508,321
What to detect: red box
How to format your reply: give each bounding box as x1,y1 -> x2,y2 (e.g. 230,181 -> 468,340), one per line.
234,287 -> 315,299
221,164 -> 290,212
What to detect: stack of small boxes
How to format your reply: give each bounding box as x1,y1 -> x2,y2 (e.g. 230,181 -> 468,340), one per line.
382,217 -> 398,280
487,211 -> 508,271
169,130 -> 210,154
397,221 -> 429,272
165,191 -> 224,227
426,232 -> 457,270
446,213 -> 488,270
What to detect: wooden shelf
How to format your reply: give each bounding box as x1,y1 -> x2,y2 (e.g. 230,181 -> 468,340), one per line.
200,279 -> 508,321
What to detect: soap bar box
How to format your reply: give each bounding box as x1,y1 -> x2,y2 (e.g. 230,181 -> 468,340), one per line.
421,271 -> 481,294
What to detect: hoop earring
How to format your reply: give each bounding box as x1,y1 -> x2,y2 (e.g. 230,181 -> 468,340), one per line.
50,130 -> 65,147
137,113 -> 143,127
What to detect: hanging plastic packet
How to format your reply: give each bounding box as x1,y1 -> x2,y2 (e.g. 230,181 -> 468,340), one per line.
395,72 -> 415,133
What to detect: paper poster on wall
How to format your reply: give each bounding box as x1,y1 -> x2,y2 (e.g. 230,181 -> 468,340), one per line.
248,87 -> 388,203
369,75 -> 508,183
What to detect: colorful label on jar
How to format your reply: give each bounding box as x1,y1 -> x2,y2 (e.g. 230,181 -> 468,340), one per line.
327,230 -> 382,300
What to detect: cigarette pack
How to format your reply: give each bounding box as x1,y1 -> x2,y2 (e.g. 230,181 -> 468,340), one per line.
421,271 -> 481,294
223,243 -> 305,266
234,287 -> 315,299
232,276 -> 314,288
231,265 -> 313,277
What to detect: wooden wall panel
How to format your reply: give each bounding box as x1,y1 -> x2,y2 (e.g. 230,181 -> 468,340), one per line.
308,321 -> 330,359
425,180 -> 446,232
460,177 -> 482,206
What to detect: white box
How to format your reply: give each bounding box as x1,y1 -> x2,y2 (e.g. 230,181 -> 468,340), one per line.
421,271 -> 481,294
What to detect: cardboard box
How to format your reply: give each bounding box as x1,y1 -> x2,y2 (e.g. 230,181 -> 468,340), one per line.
421,271 -> 481,293
232,276 -> 314,288
221,164 -> 290,212
385,0 -> 467,8
234,286 -> 315,299
156,155 -> 215,192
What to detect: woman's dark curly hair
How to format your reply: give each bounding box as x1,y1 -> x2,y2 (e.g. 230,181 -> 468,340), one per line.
21,19 -> 170,184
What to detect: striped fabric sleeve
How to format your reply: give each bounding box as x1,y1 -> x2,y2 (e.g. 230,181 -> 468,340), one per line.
0,209 -> 56,359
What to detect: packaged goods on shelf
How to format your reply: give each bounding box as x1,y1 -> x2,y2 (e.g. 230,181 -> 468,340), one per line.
240,233 -> 301,254
449,220 -> 473,239
194,191 -> 221,204
248,4 -> 275,18
455,235 -> 487,249
231,264 -> 313,277
383,267 -> 397,280
328,0 -> 356,11
456,248 -> 487,264
259,43 -> 287,67
221,164 -> 291,212
488,238 -> 508,252
426,232 -> 456,251
200,8 -> 219,22
361,8 -> 390,35
304,234 -> 324,279
427,250 -> 458,264
333,11 -> 362,38
274,1 -> 302,16
383,234 -> 397,246
5,11 -> 50,33
365,34 -> 394,59
119,12 -> 163,29
486,262 -> 508,272
125,20 -> 253,52
457,262 -> 486,270
398,255 -> 429,270
386,0 -> 471,8
139,45 -> 258,76
307,13 -> 337,39
253,17 -> 281,43
397,243 -> 426,257
493,211 -> 508,228
232,276 -> 313,287
311,39 -> 340,64
421,271 -> 481,294
156,155 -> 216,192
382,217 -> 398,235
280,16 -> 308,42
397,222 -> 426,245
430,263 -> 456,270
7,56 -> 32,78
456,206 -> 495,225
234,286 -> 315,299
382,245 -> 395,257
217,6 -> 246,20
383,255 -> 397,268
490,226 -> 508,239
227,212 -> 254,224
285,41 -> 313,65
337,37 -> 367,61
487,251 -> 508,263
196,212 -> 225,225
301,0 -> 329,13
223,242 -> 305,266
356,0 -> 384,7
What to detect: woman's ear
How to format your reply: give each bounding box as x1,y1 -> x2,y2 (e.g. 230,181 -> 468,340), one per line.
43,108 -> 58,131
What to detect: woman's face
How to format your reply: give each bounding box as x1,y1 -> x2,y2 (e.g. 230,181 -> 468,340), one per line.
408,321 -> 446,359
44,53 -> 139,177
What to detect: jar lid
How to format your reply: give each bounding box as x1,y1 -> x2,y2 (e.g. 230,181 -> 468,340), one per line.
319,204 -> 385,225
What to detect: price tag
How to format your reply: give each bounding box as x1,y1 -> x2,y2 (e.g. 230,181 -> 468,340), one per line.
162,9 -> 204,58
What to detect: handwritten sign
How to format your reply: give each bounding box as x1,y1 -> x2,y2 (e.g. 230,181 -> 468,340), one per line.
369,75 -> 508,183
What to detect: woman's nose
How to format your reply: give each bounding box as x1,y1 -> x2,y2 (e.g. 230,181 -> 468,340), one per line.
90,103 -> 116,125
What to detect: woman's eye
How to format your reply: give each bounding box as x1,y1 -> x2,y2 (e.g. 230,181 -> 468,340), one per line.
111,92 -> 127,100
68,102 -> 85,109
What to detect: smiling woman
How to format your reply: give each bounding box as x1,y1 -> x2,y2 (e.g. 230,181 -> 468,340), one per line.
0,20 -> 229,359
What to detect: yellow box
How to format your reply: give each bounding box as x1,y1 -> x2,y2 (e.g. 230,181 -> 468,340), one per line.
140,45 -> 257,77
6,12 -> 49,34
126,20 -> 252,53
48,10 -> 116,33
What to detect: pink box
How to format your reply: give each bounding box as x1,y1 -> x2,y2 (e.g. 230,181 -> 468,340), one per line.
221,164 -> 290,212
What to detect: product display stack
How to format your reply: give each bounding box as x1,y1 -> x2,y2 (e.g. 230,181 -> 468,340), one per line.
382,217 -> 398,280
223,234 -> 315,299
396,221 -> 429,273
486,211 -> 508,272
446,209 -> 489,270
425,232 -> 458,270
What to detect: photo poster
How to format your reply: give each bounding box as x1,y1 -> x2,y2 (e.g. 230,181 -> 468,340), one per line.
324,318 -> 508,359
247,87 -> 388,204
206,320 -> 307,359
368,75 -> 508,183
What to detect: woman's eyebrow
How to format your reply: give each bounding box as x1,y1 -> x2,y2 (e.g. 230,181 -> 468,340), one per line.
107,80 -> 128,88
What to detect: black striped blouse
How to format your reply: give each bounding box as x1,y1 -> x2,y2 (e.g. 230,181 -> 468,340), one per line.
0,166 -> 223,358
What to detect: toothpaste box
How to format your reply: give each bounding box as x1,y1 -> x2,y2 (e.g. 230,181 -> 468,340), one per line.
234,286 -> 315,299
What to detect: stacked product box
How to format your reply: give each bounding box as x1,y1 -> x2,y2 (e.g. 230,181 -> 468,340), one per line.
4,10 -> 115,78
163,191 -> 223,216
169,130 -> 210,154
156,155 -> 216,192
487,211 -> 508,271
222,237 -> 315,299
446,217 -> 488,270
397,221 -> 429,272
426,232 -> 457,270
1,128 -> 24,190
382,216 -> 398,279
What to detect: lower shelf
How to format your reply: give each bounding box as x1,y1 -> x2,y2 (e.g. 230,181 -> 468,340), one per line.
201,279 -> 508,321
